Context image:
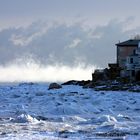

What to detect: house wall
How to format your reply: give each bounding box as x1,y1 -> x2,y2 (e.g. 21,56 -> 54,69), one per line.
126,55 -> 139,70
125,49 -> 140,80
117,46 -> 137,68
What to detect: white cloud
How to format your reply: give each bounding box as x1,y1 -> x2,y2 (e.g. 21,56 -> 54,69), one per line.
68,38 -> 81,48
10,29 -> 48,47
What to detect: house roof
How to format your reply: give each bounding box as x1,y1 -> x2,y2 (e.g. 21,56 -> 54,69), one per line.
116,39 -> 140,46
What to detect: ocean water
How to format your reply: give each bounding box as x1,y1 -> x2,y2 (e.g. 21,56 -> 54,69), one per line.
0,83 -> 140,140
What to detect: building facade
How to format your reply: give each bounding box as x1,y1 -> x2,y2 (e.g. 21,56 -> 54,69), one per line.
116,39 -> 140,80
126,47 -> 140,80
116,39 -> 139,68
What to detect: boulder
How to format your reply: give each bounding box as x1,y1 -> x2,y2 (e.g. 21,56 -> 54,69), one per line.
48,83 -> 62,90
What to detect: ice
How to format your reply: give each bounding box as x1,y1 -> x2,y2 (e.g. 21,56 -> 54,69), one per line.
0,83 -> 140,139
10,114 -> 39,123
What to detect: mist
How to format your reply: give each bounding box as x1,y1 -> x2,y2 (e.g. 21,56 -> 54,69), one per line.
0,58 -> 95,82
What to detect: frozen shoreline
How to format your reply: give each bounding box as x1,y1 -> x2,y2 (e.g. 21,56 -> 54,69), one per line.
0,83 -> 140,139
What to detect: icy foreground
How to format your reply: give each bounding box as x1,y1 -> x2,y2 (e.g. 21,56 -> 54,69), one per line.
0,83 -> 140,140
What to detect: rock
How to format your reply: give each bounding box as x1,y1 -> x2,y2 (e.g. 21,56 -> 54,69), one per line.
61,80 -> 78,85
62,80 -> 91,87
83,82 -> 94,88
48,83 -> 62,90
36,116 -> 48,121
75,80 -> 91,86
19,82 -> 35,86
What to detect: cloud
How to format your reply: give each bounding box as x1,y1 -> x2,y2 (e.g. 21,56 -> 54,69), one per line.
67,38 -> 81,48
0,18 -> 138,68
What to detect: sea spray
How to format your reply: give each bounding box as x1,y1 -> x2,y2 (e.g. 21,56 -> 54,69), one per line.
0,58 -> 95,82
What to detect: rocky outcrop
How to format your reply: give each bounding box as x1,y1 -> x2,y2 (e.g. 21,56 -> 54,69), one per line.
93,82 -> 140,92
48,83 -> 62,90
62,80 -> 78,85
62,80 -> 91,87
83,82 -> 94,88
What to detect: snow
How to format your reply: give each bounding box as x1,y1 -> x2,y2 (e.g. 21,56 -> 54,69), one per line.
0,83 -> 140,139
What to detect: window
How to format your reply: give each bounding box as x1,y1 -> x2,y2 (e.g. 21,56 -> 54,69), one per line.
130,58 -> 133,64
132,70 -> 135,77
133,49 -> 136,54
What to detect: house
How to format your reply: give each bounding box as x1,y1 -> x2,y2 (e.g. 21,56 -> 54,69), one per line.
116,38 -> 140,80
92,37 -> 140,82
116,39 -> 139,69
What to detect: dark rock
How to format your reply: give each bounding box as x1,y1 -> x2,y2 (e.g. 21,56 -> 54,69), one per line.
134,108 -> 140,111
19,82 -> 35,86
61,80 -> 78,85
1,132 -> 6,135
56,102 -> 62,106
48,83 -> 62,90
62,80 -> 91,87
36,116 -> 48,121
70,92 -> 78,94
77,80 -> 91,86
83,82 -> 94,88
58,130 -> 75,138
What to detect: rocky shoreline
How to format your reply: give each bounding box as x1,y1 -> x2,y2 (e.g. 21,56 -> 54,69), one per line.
61,80 -> 140,92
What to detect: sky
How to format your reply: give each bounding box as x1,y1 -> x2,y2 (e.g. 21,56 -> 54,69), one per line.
0,0 -> 140,82
0,0 -> 140,27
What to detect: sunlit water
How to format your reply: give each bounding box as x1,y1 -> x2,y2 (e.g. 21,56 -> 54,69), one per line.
0,83 -> 140,140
